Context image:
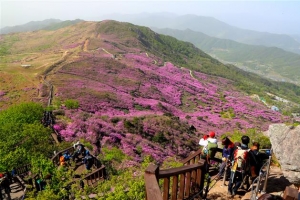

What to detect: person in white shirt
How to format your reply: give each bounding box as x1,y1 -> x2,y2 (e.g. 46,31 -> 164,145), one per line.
199,131 -> 218,155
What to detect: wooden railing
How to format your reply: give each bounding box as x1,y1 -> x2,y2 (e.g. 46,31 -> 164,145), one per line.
144,160 -> 206,200
145,147 -> 224,200
83,165 -> 106,186
51,146 -> 75,166
15,164 -> 32,176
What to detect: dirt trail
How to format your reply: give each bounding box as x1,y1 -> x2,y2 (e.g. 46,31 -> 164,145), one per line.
83,39 -> 89,51
207,166 -> 290,200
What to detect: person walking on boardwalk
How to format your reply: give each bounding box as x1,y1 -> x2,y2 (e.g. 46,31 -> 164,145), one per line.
228,136 -> 250,197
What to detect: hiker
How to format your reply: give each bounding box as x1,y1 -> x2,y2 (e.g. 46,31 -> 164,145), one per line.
0,173 -> 3,200
1,175 -> 11,200
73,142 -> 85,162
59,153 -> 66,167
63,151 -> 72,166
228,135 -> 250,197
83,151 -> 93,170
216,137 -> 235,179
249,142 -> 269,180
199,131 -> 218,162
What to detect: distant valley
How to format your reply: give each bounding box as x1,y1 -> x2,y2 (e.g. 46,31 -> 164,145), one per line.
152,27 -> 300,85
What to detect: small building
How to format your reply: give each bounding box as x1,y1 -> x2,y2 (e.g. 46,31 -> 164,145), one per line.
21,64 -> 31,68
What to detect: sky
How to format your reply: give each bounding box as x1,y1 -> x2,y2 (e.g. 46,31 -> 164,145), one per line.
1,0 -> 300,35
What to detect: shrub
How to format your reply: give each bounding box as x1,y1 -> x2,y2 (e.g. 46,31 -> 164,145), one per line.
197,116 -> 203,121
64,99 -> 79,109
152,132 -> 167,144
111,117 -> 121,124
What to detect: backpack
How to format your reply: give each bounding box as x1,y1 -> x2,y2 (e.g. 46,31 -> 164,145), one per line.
60,155 -> 65,166
231,148 -> 249,172
202,141 -> 218,159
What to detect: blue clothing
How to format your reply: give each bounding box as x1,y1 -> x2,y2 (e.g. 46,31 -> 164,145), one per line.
63,153 -> 71,161
83,155 -> 93,170
223,147 -> 234,160
241,144 -> 248,150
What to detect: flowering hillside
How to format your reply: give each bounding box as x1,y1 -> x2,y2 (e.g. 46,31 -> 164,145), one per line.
1,20 -> 293,164
45,21 -> 284,163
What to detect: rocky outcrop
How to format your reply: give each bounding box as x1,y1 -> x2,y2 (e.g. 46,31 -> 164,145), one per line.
266,124 -> 300,185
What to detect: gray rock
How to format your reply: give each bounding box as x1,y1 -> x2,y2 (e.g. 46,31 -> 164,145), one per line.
266,124 -> 300,185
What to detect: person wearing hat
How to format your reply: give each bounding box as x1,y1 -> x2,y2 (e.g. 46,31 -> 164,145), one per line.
199,131 -> 218,159
199,131 -> 217,147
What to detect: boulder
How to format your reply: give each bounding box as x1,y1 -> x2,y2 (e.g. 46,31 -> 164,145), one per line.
266,124 -> 300,185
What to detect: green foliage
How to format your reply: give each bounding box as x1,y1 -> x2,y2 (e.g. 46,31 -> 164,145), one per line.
111,117 -> 121,124
0,102 -> 54,170
30,155 -> 55,178
123,117 -> 144,135
64,99 -> 79,109
220,108 -> 236,119
160,156 -> 183,169
101,147 -> 125,163
0,102 -> 44,125
134,104 -> 150,111
152,132 -> 168,144
221,129 -> 271,149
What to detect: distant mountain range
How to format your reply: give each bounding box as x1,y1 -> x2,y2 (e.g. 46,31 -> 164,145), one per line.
0,19 -> 83,34
102,13 -> 300,55
1,16 -> 300,86
152,27 -> 300,85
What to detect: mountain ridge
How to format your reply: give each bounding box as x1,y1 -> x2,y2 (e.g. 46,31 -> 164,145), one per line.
0,19 -> 83,34
101,13 -> 300,55
152,27 -> 300,85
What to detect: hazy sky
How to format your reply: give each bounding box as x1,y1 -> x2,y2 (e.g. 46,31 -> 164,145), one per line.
1,0 -> 300,34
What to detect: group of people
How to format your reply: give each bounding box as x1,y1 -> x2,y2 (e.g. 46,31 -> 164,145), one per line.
59,142 -> 94,170
199,131 -> 270,197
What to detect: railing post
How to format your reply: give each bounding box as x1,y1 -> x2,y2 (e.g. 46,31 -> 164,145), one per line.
144,164 -> 163,200
261,148 -> 272,194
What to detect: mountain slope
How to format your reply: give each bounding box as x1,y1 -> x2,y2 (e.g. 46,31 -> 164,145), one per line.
0,19 -> 83,34
103,13 -> 300,55
153,27 -> 300,85
0,20 -> 299,162
0,19 -> 61,34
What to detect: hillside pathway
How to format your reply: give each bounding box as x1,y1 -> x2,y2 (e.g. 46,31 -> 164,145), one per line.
207,166 -> 290,200
8,181 -> 25,200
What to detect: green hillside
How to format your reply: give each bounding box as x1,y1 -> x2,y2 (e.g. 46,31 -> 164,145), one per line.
153,27 -> 300,85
